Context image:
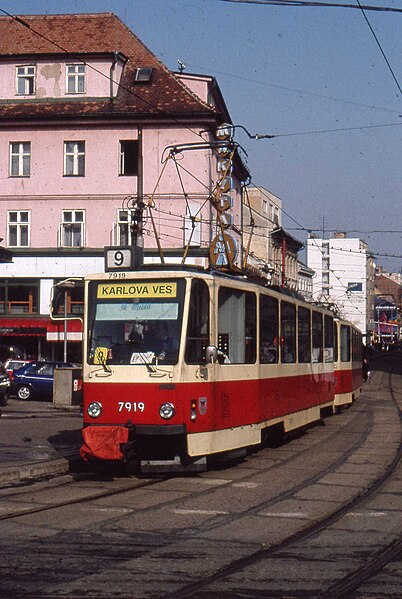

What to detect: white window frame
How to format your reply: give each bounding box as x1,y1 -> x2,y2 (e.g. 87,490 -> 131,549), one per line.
60,210 -> 85,248
16,65 -> 36,95
9,142 -> 31,177
7,210 -> 30,248
66,64 -> 86,94
113,209 -> 132,245
119,140 -> 139,176
64,141 -> 85,176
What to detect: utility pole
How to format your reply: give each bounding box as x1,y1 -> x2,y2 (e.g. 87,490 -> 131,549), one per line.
132,125 -> 144,248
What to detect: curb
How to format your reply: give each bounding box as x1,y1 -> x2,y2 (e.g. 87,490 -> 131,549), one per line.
0,452 -> 81,485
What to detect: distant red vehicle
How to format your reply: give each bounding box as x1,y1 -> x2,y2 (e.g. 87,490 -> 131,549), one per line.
4,358 -> 34,388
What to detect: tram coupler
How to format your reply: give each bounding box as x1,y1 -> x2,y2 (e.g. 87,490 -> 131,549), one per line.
140,455 -> 207,473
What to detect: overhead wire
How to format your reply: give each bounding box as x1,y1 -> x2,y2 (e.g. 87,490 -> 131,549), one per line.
2,6 -> 399,306
218,0 -> 402,13
355,0 -> 402,96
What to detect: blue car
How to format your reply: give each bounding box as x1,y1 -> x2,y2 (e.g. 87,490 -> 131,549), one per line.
14,361 -> 75,401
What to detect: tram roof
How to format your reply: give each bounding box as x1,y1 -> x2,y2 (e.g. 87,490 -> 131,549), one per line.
86,264 -> 335,313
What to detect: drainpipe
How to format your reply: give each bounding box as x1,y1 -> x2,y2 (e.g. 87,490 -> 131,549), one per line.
282,238 -> 287,287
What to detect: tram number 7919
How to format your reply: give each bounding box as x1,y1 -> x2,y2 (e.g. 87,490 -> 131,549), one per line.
118,402 -> 145,412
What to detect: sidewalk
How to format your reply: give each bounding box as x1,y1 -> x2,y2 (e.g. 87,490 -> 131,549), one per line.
0,398 -> 82,485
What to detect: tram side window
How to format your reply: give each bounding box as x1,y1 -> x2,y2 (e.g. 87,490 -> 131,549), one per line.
280,301 -> 296,363
218,287 -> 256,364
185,279 -> 210,364
333,321 -> 339,363
298,306 -> 311,363
340,324 -> 351,362
324,314 -> 334,363
312,311 -> 323,363
352,329 -> 362,363
260,295 -> 279,364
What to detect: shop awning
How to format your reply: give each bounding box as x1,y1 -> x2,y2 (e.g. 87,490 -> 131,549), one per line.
0,317 -> 82,341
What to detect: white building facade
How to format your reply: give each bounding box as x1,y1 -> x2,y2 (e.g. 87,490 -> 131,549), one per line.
306,233 -> 375,337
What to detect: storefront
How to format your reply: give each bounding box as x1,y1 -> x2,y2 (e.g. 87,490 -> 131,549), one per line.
0,317 -> 82,363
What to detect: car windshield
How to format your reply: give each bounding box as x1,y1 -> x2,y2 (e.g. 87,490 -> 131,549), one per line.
8,361 -> 24,370
87,278 -> 185,365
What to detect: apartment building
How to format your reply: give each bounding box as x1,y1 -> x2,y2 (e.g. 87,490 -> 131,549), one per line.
243,186 -> 305,291
0,13 -> 249,360
306,233 -> 376,337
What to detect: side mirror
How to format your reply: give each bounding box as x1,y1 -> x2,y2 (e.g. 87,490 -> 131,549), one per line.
205,345 -> 218,364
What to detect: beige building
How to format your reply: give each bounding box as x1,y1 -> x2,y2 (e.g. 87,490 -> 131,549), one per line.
243,186 -> 305,291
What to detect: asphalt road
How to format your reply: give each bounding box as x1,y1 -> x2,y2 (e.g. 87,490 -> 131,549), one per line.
0,353 -> 401,598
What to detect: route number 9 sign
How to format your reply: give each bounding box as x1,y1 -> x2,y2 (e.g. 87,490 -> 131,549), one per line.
104,246 -> 144,272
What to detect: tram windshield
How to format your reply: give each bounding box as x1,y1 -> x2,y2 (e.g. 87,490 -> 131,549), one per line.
87,279 -> 185,365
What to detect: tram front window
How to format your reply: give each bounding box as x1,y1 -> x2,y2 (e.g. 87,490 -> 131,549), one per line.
87,279 -> 185,365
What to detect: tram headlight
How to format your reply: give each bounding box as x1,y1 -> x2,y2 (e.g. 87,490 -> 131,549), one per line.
87,401 -> 102,418
159,402 -> 175,420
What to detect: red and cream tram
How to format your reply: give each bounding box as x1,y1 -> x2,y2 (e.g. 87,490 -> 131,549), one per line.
64,267 -> 362,470
333,318 -> 363,408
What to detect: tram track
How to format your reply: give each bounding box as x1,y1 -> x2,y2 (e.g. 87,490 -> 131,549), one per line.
162,369 -> 402,599
0,396 -> 372,523
1,367 -> 401,598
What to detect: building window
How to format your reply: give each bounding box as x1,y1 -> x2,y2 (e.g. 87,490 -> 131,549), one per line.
115,209 -> 131,245
134,67 -> 153,82
66,64 -> 86,93
16,65 -> 35,95
274,207 -> 280,225
60,210 -> 85,247
0,279 -> 39,314
119,140 -> 139,175
184,201 -> 201,247
64,141 -> 85,176
10,142 -> 31,177
262,199 -> 268,214
7,211 -> 30,247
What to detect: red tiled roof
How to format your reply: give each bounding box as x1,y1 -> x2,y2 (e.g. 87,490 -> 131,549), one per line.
0,12 -> 217,120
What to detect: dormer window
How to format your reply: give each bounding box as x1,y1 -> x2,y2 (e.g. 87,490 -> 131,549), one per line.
66,64 -> 86,94
134,67 -> 153,83
16,65 -> 36,95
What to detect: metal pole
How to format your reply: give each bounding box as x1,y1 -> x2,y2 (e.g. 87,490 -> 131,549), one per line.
63,288 -> 67,362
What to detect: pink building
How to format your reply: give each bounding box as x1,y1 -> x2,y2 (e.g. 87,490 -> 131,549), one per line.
0,13 -> 249,360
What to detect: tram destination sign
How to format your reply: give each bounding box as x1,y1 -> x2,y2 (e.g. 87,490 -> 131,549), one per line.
104,246 -> 144,272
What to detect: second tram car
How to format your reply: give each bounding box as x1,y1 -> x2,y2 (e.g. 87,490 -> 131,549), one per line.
334,319 -> 363,408
60,267 -> 363,470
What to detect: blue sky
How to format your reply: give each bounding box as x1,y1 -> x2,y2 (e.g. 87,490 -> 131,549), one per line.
2,0 -> 402,270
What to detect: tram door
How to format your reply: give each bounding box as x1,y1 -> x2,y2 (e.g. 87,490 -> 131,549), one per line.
216,286 -> 257,419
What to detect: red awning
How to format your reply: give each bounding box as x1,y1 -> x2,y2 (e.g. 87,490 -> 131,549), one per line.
0,317 -> 47,336
0,317 -> 82,338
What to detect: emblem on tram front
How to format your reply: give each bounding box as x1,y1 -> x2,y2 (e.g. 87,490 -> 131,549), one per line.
198,397 -> 207,415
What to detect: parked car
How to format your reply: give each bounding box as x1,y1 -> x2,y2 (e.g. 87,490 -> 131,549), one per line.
4,358 -> 34,394
13,361 -> 76,401
0,363 -> 10,406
